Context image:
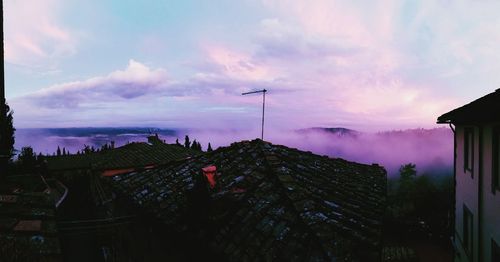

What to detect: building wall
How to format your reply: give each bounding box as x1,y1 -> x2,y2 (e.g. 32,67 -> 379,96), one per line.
478,125 -> 500,262
454,124 -> 500,262
454,126 -> 479,262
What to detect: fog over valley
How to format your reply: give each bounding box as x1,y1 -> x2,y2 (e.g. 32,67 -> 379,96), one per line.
15,127 -> 453,177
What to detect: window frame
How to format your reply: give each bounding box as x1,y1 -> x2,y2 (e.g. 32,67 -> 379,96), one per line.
492,126 -> 500,194
463,204 -> 473,257
464,127 -> 474,178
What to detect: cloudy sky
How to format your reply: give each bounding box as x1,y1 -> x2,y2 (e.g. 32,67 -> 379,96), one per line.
5,0 -> 500,131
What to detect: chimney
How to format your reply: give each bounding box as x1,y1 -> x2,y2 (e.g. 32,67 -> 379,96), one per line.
202,165 -> 217,189
147,133 -> 163,145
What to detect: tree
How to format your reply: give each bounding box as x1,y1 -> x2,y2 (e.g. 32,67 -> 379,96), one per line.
62,147 -> 67,155
56,146 -> 61,156
0,103 -> 15,171
18,146 -> 35,162
18,146 -> 37,172
207,143 -> 213,152
191,139 -> 198,150
399,163 -> 417,182
175,138 -> 181,146
82,145 -> 91,154
184,135 -> 191,148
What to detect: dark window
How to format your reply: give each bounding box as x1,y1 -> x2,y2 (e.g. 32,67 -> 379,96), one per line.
464,128 -> 474,176
493,127 -> 500,193
463,205 -> 473,256
493,239 -> 500,262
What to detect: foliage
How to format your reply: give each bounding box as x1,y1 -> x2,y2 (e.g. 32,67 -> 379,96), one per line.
207,143 -> 213,152
398,163 -> 417,197
385,163 -> 453,244
184,135 -> 191,148
0,103 -> 15,166
191,140 -> 202,151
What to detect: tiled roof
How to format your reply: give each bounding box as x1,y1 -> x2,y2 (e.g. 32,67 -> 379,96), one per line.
382,246 -> 418,262
92,142 -> 196,170
108,139 -> 387,261
437,89 -> 500,124
0,175 -> 63,261
45,142 -> 197,172
44,154 -> 92,171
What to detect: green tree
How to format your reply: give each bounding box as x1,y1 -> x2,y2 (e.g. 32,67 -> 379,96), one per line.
398,163 -> 417,196
395,163 -> 418,216
399,163 -> 417,181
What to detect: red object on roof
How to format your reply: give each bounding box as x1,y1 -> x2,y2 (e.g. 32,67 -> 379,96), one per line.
102,168 -> 135,177
202,165 -> 217,189
202,165 -> 216,173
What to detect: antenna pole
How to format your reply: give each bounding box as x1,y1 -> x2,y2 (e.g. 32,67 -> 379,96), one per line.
242,89 -> 267,140
261,90 -> 266,140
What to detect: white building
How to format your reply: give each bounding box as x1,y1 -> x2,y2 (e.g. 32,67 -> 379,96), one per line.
438,89 -> 500,262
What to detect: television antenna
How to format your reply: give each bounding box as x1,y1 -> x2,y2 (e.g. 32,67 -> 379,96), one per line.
242,89 -> 267,140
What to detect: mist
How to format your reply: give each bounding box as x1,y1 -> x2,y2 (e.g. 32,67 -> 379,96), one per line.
188,127 -> 453,177
15,127 -> 453,177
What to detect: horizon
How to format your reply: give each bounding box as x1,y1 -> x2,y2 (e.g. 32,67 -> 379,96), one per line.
14,126 -> 453,178
5,1 -> 500,130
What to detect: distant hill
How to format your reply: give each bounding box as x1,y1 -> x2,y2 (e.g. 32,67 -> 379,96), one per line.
297,127 -> 360,137
289,127 -> 453,177
27,127 -> 179,137
15,127 -> 183,155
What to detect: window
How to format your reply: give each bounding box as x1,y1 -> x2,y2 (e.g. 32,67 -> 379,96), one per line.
464,128 -> 474,175
493,239 -> 500,262
463,205 -> 473,256
493,127 -> 500,193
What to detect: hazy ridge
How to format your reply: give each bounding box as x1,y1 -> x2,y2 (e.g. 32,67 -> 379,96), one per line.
15,126 -> 453,177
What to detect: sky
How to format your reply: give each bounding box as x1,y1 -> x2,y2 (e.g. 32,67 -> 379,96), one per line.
5,0 -> 500,131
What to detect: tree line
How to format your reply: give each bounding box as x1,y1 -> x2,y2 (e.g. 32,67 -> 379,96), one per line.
175,135 -> 213,152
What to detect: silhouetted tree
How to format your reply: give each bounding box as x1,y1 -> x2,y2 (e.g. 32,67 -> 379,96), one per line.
18,146 -> 37,172
82,145 -> 91,154
207,143 -> 213,152
0,103 -> 15,171
399,163 -> 417,198
56,146 -> 61,156
191,139 -> 198,150
62,147 -> 66,155
184,135 -> 191,148
400,163 -> 417,181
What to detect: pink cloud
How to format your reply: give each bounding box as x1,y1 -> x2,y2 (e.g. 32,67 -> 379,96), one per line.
4,0 -> 78,67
